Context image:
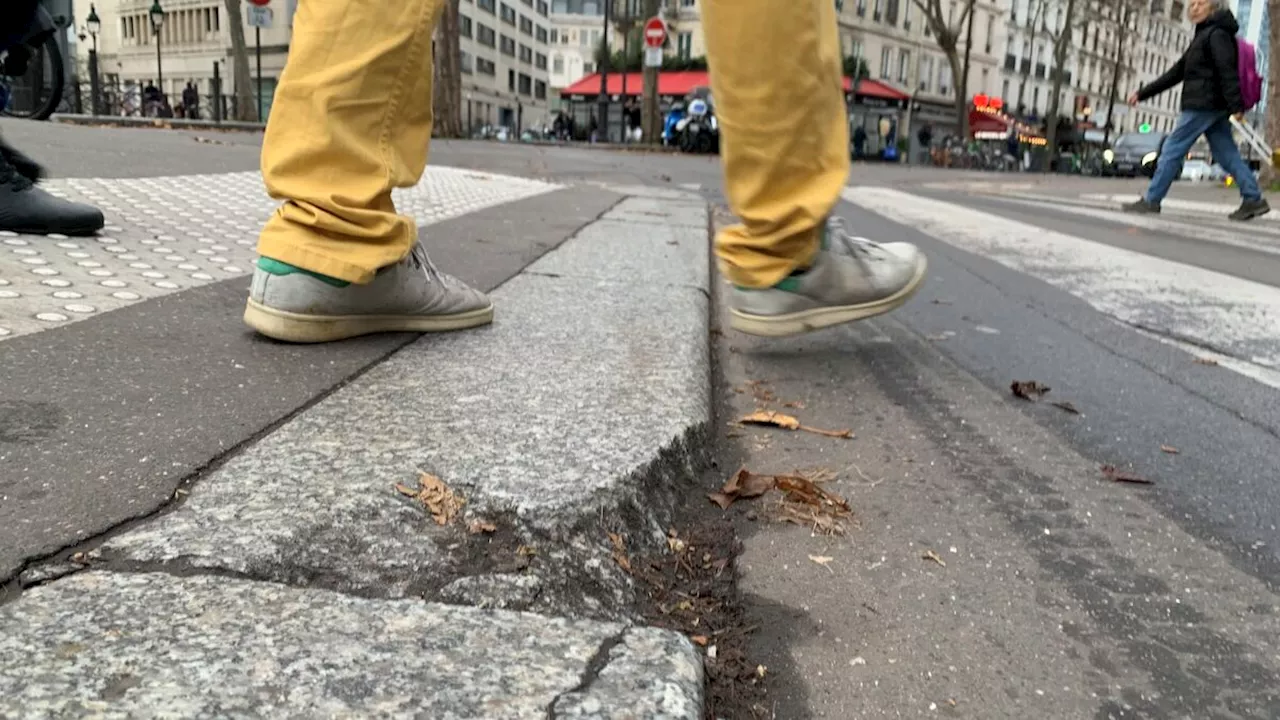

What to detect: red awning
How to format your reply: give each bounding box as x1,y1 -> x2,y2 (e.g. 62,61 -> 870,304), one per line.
561,72 -> 910,102
560,71 -> 710,98
845,77 -> 910,102
969,108 -> 1013,134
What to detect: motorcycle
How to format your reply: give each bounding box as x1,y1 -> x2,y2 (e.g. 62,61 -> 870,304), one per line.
675,98 -> 718,155
1,4 -> 68,121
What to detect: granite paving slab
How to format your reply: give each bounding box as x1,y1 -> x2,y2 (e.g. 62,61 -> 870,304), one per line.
0,571 -> 701,719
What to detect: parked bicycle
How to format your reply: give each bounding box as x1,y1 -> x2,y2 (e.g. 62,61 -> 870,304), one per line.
1,4 -> 67,121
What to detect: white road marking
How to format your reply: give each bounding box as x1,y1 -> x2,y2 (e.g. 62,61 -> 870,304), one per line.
1081,193 -> 1280,223
844,186 -> 1280,375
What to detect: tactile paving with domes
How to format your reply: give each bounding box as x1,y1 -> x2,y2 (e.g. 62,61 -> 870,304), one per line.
0,167 -> 559,341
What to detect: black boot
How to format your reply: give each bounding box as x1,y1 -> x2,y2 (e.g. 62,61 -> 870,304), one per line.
0,138 -> 45,181
1229,198 -> 1271,222
0,148 -> 104,236
1122,198 -> 1161,214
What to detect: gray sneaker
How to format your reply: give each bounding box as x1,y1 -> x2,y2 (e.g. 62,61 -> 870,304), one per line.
244,243 -> 494,343
729,218 -> 927,337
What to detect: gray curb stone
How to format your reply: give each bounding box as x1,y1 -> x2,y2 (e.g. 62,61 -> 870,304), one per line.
0,571 -> 702,719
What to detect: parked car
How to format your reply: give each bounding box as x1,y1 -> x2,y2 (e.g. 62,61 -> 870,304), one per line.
1180,159 -> 1213,182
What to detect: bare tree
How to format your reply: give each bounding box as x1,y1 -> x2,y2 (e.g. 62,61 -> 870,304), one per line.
1098,0 -> 1144,144
1016,0 -> 1048,114
1042,0 -> 1089,169
913,0 -> 977,139
222,0 -> 258,122
433,0 -> 464,138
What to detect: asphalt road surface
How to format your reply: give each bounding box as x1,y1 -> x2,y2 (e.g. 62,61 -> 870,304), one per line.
4,119 -> 1280,716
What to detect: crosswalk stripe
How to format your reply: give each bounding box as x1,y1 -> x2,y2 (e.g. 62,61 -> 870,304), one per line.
843,186 -> 1280,381
1080,194 -> 1280,223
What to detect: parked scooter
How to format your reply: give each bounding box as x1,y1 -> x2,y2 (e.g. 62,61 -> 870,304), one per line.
675,98 -> 719,154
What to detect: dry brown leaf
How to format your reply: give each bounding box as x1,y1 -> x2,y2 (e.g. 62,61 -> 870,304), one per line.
739,410 -> 800,430
1011,380 -> 1051,400
1051,401 -> 1080,415
516,545 -> 538,557
1101,464 -> 1153,485
1193,356 -> 1219,366
467,519 -> 497,535
776,475 -> 852,515
1160,444 -> 1180,454
708,467 -> 778,509
808,555 -> 834,572
690,635 -> 709,646
922,549 -> 947,567
784,400 -> 807,409
396,472 -> 466,525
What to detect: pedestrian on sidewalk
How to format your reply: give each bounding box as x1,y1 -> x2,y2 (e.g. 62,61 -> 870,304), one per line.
1123,0 -> 1270,222
0,0 -> 104,236
243,0 -> 927,343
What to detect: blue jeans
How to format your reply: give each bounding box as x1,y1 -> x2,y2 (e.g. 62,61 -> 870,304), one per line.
1145,109 -> 1261,204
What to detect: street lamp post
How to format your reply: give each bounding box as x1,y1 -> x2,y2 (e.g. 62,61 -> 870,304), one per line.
85,4 -> 102,116
150,0 -> 165,101
597,0 -> 612,142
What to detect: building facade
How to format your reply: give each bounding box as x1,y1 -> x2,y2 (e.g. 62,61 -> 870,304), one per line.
459,0 -> 555,133
1232,0 -> 1271,123
547,0 -> 705,95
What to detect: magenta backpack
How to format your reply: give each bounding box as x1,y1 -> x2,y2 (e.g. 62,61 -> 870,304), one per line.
1237,36 -> 1263,111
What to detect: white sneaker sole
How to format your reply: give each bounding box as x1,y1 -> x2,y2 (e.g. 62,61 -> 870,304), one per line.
728,256 -> 928,338
243,298 -> 495,344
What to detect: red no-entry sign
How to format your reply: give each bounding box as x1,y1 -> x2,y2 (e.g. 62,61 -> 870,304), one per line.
247,0 -> 270,7
643,17 -> 667,49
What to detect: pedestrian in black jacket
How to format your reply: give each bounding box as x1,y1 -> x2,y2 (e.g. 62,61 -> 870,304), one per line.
1122,0 -> 1269,222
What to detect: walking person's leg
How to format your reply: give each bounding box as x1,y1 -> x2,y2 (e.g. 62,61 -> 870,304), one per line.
1124,110 -> 1216,213
0,0 -> 104,236
245,0 -> 491,343
1203,115 -> 1271,221
701,0 -> 926,337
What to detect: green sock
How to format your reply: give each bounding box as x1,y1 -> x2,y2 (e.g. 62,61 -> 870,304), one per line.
257,257 -> 351,288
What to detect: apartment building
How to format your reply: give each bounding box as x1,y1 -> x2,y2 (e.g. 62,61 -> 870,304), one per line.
547,0 -> 705,93
459,0 -> 555,131
837,0 -> 1006,141
73,0 -> 296,118
997,0 -> 1190,137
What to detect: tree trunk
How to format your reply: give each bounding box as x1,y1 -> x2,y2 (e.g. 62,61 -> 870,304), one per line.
1017,1 -> 1044,116
1268,0 -> 1280,173
433,0 -> 463,138
641,0 -> 661,143
222,0 -> 258,122
1102,4 -> 1131,145
960,0 -> 975,139
1044,0 -> 1077,171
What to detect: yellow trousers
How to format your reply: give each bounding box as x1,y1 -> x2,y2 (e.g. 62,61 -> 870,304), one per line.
259,0 -> 848,289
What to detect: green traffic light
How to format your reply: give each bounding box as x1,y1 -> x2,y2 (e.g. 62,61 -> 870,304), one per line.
1139,123 -> 1152,133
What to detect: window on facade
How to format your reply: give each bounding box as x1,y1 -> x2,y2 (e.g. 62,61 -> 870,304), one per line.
1002,78 -> 1009,102
520,44 -> 533,63
902,0 -> 911,29
478,0 -> 496,12
537,0 -> 548,15
536,26 -> 548,42
500,3 -> 517,24
873,0 -> 882,21
552,0 -> 568,10
549,28 -> 558,43
985,12 -> 994,53
677,32 -> 692,59
501,35 -> 517,55
897,49 -> 909,83
885,0 -> 898,25
584,62 -> 594,73
918,56 -> 931,92
536,52 -> 548,69
880,46 -> 892,79
477,57 -> 497,75
681,0 -> 695,6
520,15 -> 533,34
509,69 -> 516,91
939,63 -> 950,95
553,55 -> 564,73
519,73 -> 533,95
460,15 -> 473,38
535,80 -> 548,100
580,29 -> 591,46
460,50 -> 474,73
478,24 -> 496,47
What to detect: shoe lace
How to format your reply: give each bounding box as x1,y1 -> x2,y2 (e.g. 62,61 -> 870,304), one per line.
405,243 -> 455,286
825,216 -> 885,271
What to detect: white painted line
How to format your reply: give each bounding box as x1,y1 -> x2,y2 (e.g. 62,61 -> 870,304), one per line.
844,186 -> 1280,375
986,194 -> 1280,258
1081,193 -> 1280,223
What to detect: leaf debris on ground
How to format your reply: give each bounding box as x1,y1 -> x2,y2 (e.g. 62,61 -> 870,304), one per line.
922,549 -> 947,567
1160,444 -> 1180,454
1101,464 -> 1154,485
808,555 -> 835,572
1193,356 -> 1219,366
395,472 -> 465,525
708,468 -> 777,509
1051,401 -> 1081,415
466,519 -> 497,535
1011,380 -> 1051,400
708,467 -> 853,535
608,532 -> 632,572
737,410 -> 853,439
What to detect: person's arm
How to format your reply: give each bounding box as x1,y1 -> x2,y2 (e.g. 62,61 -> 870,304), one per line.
1138,57 -> 1186,101
1208,28 -> 1244,113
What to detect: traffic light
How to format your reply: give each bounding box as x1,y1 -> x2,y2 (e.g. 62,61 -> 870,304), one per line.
1139,122 -> 1152,133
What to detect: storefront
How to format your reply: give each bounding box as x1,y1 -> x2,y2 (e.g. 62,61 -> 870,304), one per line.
968,96 -> 1046,169
845,78 -> 910,161
558,71 -> 711,143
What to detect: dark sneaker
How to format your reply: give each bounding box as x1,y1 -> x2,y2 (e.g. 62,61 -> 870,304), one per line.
244,242 -> 494,343
1122,199 -> 1161,214
728,218 -> 927,337
0,138 -> 44,181
1229,198 -> 1271,222
0,150 -> 103,236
